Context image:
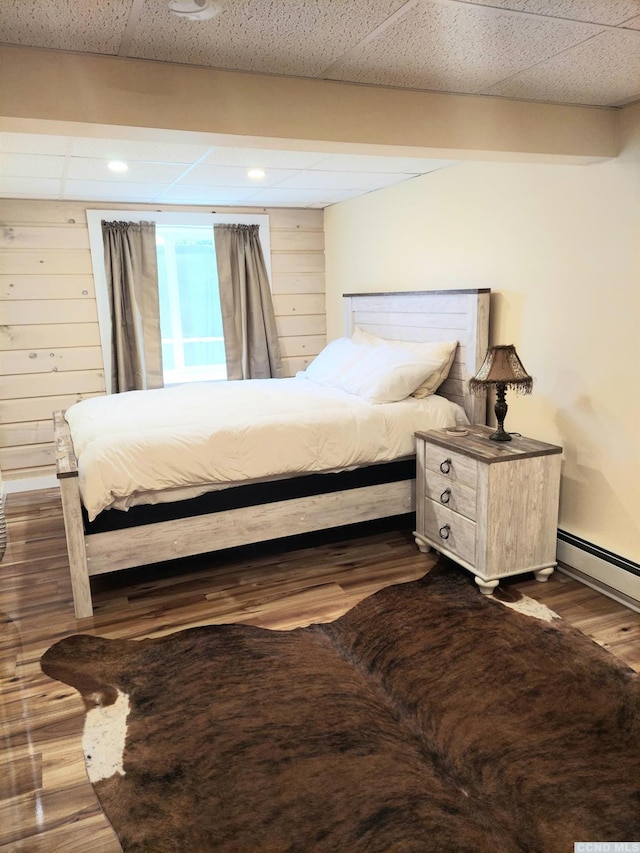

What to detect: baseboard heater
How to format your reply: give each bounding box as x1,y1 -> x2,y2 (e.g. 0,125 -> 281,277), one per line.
557,529 -> 640,612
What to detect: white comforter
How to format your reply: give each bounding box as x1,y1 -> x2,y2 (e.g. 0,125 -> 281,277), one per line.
65,378 -> 469,520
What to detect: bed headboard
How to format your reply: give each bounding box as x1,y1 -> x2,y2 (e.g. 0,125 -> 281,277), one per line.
343,289 -> 490,424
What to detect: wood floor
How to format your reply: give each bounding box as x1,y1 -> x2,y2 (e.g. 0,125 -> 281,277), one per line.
1,488 -> 639,852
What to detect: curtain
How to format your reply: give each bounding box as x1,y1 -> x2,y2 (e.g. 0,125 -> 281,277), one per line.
102,220 -> 163,393
214,224 -> 283,380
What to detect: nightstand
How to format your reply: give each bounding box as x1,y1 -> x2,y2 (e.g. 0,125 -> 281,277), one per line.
413,425 -> 562,594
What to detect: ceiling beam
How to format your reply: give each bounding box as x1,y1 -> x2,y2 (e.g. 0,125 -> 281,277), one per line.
0,44 -> 618,164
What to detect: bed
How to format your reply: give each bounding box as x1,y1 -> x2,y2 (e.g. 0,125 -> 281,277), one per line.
55,289 -> 490,618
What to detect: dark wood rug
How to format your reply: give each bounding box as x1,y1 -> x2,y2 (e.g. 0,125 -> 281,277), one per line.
41,567 -> 640,853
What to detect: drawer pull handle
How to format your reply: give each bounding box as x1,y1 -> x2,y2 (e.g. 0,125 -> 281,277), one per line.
440,488 -> 451,504
439,524 -> 451,540
439,458 -> 452,474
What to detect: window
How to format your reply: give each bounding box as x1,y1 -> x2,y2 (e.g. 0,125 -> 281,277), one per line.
156,225 -> 225,384
86,210 -> 271,393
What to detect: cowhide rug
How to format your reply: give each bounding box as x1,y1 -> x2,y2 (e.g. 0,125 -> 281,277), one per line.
41,568 -> 640,853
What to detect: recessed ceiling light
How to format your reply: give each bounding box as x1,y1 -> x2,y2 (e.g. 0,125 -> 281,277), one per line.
108,160 -> 129,173
168,0 -> 222,20
247,168 -> 266,180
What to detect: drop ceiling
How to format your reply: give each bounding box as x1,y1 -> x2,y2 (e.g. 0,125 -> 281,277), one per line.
0,132 -> 457,209
1,0 -> 639,208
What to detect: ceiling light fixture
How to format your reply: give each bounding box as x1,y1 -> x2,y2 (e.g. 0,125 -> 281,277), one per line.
107,160 -> 129,173
247,168 -> 266,180
168,0 -> 222,20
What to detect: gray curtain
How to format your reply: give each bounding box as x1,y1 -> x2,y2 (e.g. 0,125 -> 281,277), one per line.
102,220 -> 163,393
214,224 -> 283,380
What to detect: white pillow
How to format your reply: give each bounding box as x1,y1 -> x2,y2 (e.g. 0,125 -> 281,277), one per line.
297,337 -> 373,386
352,328 -> 458,397
337,345 -> 436,403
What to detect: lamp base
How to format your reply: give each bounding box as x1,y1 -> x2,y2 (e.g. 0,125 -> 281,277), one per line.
491,383 -> 511,441
489,427 -> 512,442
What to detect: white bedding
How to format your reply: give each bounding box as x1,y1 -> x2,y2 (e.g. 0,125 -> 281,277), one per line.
65,377 -> 469,521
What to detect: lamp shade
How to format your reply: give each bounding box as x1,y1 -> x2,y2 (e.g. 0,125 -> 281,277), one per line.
469,345 -> 533,394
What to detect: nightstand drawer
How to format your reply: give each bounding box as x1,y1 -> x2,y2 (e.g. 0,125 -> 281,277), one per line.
423,500 -> 476,566
423,444 -> 477,490
423,471 -> 477,521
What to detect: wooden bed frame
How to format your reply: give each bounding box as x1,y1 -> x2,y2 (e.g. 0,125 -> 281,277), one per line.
55,288 -> 490,618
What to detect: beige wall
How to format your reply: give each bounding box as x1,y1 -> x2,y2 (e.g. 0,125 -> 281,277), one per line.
325,104 -> 640,563
0,200 -> 325,482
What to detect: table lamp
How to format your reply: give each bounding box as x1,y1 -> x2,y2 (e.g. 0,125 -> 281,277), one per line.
469,345 -> 533,441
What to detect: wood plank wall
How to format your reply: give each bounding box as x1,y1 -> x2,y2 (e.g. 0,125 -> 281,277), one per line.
0,199 -> 325,484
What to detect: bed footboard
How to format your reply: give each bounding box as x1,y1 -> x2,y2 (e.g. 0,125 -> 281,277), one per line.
53,409 -> 416,620
53,411 -> 93,619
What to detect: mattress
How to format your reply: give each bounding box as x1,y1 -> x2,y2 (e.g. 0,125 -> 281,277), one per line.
65,377 -> 469,521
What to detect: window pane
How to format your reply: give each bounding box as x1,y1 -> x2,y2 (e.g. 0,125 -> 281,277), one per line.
183,340 -> 225,368
162,342 -> 175,371
175,245 -> 222,338
156,224 -> 228,386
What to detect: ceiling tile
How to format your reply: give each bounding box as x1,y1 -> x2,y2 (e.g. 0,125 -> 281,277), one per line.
159,185 -> 257,204
201,148 -> 329,170
273,169 -> 416,191
0,132 -> 69,156
0,0 -> 131,52
482,28 -> 640,106
242,187 -> 362,206
178,164 -> 298,188
0,177 -> 61,196
69,137 -> 212,163
0,152 -> 65,179
310,153 -> 456,174
63,180 -> 166,201
66,157 -> 189,183
325,1 -> 603,94
465,0 -> 640,26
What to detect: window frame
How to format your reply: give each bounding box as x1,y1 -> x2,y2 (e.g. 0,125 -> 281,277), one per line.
86,209 -> 271,394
